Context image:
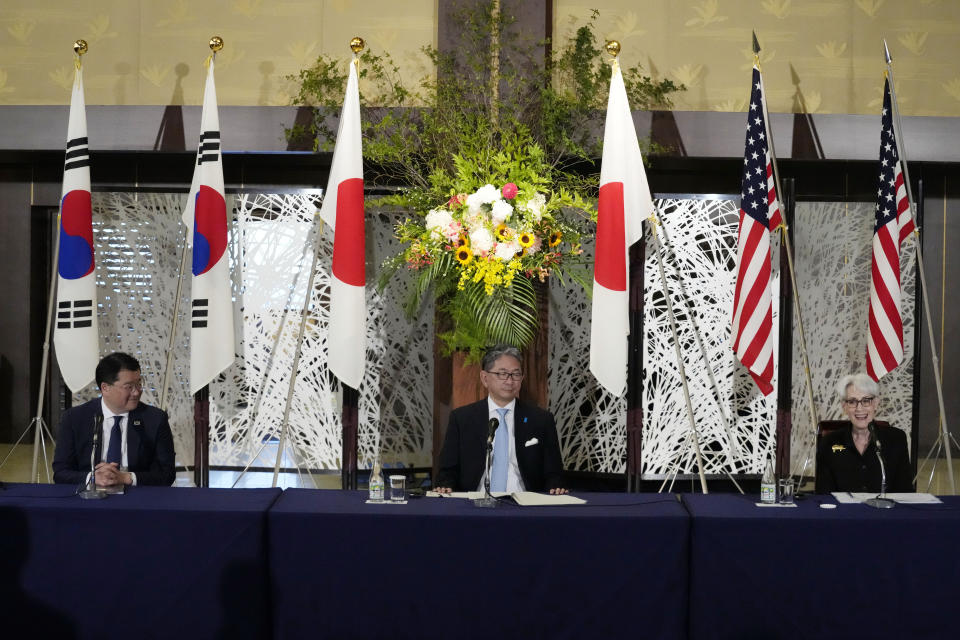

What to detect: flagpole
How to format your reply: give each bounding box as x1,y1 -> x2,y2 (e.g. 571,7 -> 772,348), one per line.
271,214 -> 325,488
647,212 -> 708,493
1,39 -> 93,483
158,237 -> 189,412
884,40 -> 955,492
752,34 -> 821,482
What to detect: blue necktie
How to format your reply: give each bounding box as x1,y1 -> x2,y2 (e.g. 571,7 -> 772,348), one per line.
106,416 -> 122,465
490,408 -> 509,492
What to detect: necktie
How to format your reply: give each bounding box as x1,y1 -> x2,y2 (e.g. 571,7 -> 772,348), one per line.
106,416 -> 123,465
490,408 -> 509,492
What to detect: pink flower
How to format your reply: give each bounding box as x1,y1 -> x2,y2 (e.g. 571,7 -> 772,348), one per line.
501,183 -> 518,200
448,193 -> 467,207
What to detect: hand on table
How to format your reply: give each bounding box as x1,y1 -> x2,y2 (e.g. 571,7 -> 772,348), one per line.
432,486 -> 452,494
549,487 -> 569,495
95,462 -> 133,487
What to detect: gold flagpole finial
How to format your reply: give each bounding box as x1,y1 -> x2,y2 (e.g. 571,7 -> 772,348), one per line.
604,40 -> 620,58
74,39 -> 88,56
209,36 -> 224,52
350,37 -> 365,54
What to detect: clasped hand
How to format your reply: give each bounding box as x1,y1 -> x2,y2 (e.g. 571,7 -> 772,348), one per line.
94,462 -> 132,487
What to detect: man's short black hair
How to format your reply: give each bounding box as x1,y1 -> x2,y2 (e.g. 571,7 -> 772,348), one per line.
482,345 -> 522,371
95,352 -> 141,388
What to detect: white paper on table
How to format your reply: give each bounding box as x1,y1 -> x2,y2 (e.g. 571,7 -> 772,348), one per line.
425,491 -> 485,499
425,490 -> 586,505
831,492 -> 941,505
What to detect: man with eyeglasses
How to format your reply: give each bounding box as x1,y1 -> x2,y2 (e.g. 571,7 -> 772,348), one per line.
815,373 -> 911,494
53,352 -> 176,487
435,344 -> 567,495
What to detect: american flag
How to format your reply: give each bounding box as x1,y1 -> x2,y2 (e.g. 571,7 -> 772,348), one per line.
866,77 -> 915,381
731,65 -> 781,396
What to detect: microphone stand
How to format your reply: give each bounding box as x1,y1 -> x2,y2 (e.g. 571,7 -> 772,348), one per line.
79,414 -> 107,500
474,418 -> 499,508
865,424 -> 895,509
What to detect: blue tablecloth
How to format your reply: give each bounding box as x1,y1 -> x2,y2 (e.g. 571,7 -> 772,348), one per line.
268,490 -> 690,640
0,482 -> 281,640
683,493 -> 960,640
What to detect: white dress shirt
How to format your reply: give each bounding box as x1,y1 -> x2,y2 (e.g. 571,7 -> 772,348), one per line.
99,398 -> 137,486
475,397 -> 525,493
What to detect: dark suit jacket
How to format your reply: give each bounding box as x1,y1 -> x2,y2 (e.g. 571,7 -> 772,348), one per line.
436,399 -> 564,492
815,421 -> 912,494
52,397 -> 177,487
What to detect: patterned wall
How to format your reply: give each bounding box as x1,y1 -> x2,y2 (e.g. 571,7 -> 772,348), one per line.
2,1 -> 960,115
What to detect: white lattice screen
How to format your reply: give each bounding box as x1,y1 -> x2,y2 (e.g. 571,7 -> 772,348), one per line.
74,192 -> 915,481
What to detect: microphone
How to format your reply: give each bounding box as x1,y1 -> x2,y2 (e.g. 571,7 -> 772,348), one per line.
486,417 -> 499,447
869,422 -> 882,453
91,413 -> 103,471
79,414 -> 107,500
865,422 -> 894,509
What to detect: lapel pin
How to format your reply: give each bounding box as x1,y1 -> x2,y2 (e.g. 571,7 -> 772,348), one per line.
133,420 -> 141,427
832,444 -> 845,453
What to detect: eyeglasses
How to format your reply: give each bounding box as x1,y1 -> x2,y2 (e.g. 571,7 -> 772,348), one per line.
842,396 -> 875,408
486,370 -> 524,381
110,382 -> 143,393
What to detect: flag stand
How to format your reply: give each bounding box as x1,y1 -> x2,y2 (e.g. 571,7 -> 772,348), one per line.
654,213 -> 746,478
0,225 -> 61,482
647,213 -> 708,493
881,40 -> 956,493
749,34 -> 821,484
230,208 -> 320,488
270,214 -> 326,489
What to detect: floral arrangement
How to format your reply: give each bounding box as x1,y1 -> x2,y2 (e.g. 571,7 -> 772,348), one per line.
382,141 -> 590,359
412,182 -> 574,293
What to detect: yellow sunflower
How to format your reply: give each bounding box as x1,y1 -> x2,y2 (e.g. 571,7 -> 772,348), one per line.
456,246 -> 473,264
495,223 -> 512,240
518,231 -> 535,248
548,231 -> 562,247
455,234 -> 468,247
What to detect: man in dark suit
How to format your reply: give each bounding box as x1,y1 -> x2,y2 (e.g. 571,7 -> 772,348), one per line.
434,345 -> 567,494
53,352 -> 176,487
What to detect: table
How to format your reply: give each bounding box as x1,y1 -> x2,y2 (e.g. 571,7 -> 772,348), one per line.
268,490 -> 690,639
684,493 -> 960,640
0,482 -> 281,640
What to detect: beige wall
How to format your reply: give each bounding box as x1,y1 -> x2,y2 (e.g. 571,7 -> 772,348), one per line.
1,1 -> 960,114
556,0 -> 960,116
0,0 -> 436,106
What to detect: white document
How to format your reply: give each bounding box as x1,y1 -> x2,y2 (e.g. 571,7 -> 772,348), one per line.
494,491 -> 586,506
425,490 -> 586,505
831,492 -> 942,505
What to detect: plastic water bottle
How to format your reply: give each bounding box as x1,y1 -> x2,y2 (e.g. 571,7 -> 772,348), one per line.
369,461 -> 384,502
760,456 -> 776,504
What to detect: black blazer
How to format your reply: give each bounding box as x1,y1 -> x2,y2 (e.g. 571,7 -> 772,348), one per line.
436,399 -> 564,492
815,421 -> 912,494
52,397 -> 177,487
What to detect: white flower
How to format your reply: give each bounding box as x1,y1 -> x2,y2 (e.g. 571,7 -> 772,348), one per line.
425,209 -> 462,242
474,184 -> 500,204
494,240 -> 520,261
469,227 -> 495,254
425,208 -> 453,232
490,199 -> 513,224
523,192 -> 546,221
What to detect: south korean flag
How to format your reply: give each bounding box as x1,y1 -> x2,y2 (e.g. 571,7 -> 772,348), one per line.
54,61 -> 99,392
182,55 -> 235,393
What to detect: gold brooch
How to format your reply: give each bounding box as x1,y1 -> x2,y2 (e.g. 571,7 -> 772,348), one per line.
832,444 -> 845,453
